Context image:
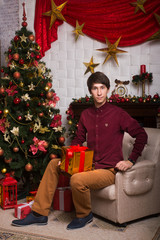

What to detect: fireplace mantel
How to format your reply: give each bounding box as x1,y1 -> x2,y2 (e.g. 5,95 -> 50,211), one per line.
70,102 -> 160,128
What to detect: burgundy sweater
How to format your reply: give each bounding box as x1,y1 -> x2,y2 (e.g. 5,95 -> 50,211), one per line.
71,101 -> 148,169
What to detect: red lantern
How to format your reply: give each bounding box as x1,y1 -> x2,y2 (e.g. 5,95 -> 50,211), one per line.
0,173 -> 17,209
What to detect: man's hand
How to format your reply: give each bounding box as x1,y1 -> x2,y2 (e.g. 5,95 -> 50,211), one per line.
115,160 -> 133,171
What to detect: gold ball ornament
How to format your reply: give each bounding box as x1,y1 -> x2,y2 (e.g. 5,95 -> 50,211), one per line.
37,45 -> 41,50
45,86 -> 49,91
25,163 -> 33,172
19,81 -> 24,87
4,158 -> 12,164
3,109 -> 9,117
28,34 -> 35,41
1,168 -> 7,174
68,120 -> 72,125
0,148 -> 4,156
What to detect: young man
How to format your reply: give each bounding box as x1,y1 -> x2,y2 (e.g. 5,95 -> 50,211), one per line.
12,72 -> 148,229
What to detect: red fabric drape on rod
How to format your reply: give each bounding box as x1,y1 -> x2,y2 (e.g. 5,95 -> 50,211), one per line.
34,0 -> 160,57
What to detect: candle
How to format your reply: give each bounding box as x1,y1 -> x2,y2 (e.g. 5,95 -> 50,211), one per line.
140,65 -> 146,74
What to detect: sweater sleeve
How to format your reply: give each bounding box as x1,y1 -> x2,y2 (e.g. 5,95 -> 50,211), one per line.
119,110 -> 148,162
71,112 -> 87,146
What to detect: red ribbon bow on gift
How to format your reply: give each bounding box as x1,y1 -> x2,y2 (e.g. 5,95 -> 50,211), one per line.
65,145 -> 88,173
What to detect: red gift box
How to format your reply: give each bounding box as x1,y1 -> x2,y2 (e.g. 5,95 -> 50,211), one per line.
14,200 -> 34,219
53,187 -> 74,212
57,174 -> 70,187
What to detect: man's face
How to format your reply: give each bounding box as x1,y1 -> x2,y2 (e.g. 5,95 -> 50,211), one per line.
90,83 -> 109,108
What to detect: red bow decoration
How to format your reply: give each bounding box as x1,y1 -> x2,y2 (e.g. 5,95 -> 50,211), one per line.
65,145 -> 88,173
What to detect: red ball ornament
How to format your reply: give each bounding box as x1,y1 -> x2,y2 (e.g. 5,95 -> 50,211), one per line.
28,34 -> 35,41
35,54 -> 41,60
14,35 -> 20,42
21,139 -> 25,144
0,87 -> 5,94
29,127 -> 33,132
58,136 -> 65,145
10,171 -> 15,176
125,98 -> 130,102
146,97 -> 150,102
138,97 -> 143,103
0,148 -> 4,156
38,102 -> 41,106
14,97 -> 21,105
49,153 -> 58,159
13,147 -> 19,152
1,68 -> 4,73
0,110 -> 3,115
46,91 -> 53,99
47,82 -> 52,88
25,163 -> 33,172
39,112 -> 44,117
26,103 -> 30,107
17,116 -> 22,121
22,22 -> 28,27
4,158 -> 12,164
19,59 -> 24,65
153,94 -> 159,99
86,97 -> 90,102
13,53 -> 19,61
13,71 -> 21,79
40,92 -> 44,97
43,142 -> 49,149
8,48 -> 12,53
120,98 -> 125,103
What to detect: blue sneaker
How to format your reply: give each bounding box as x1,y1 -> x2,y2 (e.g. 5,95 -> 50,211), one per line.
12,212 -> 48,227
67,212 -> 93,230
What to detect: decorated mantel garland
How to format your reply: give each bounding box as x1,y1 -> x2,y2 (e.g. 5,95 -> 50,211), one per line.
66,93 -> 160,140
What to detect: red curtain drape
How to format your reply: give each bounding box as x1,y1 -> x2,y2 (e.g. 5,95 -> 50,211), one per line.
34,0 -> 160,57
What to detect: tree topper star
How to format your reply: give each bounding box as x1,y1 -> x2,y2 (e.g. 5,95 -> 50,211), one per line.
148,13 -> 160,41
20,34 -> 28,42
83,57 -> 100,75
42,0 -> 67,29
72,20 -> 85,41
130,0 -> 147,14
97,37 -> 127,66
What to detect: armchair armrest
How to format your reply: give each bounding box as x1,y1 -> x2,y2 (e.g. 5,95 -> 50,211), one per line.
116,160 -> 155,196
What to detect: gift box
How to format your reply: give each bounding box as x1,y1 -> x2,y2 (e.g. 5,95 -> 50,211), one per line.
26,190 -> 37,203
14,200 -> 34,219
60,146 -> 93,175
57,174 -> 70,187
53,187 -> 74,212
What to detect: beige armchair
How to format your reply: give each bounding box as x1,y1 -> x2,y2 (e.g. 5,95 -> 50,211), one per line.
91,127 -> 160,225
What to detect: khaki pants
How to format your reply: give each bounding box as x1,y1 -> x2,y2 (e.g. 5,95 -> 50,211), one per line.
32,158 -> 116,218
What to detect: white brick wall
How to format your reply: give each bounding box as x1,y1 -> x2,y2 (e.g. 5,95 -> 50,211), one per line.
1,0 -> 160,144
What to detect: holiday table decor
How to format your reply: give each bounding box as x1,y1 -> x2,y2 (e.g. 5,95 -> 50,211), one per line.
132,65 -> 153,97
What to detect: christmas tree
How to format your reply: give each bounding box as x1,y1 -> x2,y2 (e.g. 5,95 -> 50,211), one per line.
0,4 -> 65,191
